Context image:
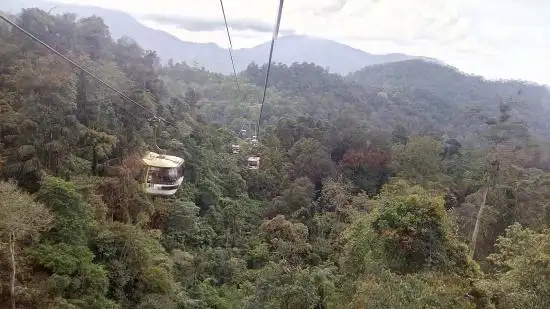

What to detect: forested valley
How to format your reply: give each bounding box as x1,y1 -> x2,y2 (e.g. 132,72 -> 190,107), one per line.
2,8 -> 550,309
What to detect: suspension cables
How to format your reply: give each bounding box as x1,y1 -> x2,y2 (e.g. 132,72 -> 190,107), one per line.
219,0 -> 240,93
256,0 -> 284,141
0,13 -> 173,126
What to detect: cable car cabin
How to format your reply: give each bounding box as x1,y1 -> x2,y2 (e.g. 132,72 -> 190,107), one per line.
247,156 -> 260,170
239,129 -> 247,138
251,136 -> 258,144
231,144 -> 240,154
141,151 -> 185,196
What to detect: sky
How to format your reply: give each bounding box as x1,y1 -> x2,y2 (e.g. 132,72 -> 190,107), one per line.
53,0 -> 550,84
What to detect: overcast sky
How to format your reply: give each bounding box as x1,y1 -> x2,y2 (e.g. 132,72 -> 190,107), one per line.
55,0 -> 550,84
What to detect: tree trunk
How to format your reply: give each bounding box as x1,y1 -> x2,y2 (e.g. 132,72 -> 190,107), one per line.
470,187 -> 489,258
91,146 -> 98,175
9,232 -> 16,309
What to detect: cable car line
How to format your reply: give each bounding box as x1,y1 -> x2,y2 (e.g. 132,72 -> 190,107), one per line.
256,0 -> 284,142
151,117 -> 167,155
219,0 -> 240,93
219,0 -> 253,158
0,13 -> 174,126
219,0 -> 255,146
1,12 -> 187,196
244,0 -> 284,170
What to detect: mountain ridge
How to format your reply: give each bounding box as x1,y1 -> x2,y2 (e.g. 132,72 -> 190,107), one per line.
3,0 -> 439,74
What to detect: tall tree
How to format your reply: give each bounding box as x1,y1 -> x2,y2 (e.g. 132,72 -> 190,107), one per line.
0,181 -> 53,309
470,99 -> 530,258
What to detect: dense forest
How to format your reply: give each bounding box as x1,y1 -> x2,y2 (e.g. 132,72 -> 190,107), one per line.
2,8 -> 550,309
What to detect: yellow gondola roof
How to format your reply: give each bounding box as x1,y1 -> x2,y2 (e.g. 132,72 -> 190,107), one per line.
142,151 -> 184,168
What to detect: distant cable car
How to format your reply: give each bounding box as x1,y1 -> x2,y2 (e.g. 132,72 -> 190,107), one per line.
239,129 -> 247,138
251,135 -> 258,144
247,156 -> 260,170
231,144 -> 240,154
140,151 -> 185,196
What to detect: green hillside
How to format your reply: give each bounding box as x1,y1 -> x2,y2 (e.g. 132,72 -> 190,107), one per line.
1,9 -> 550,309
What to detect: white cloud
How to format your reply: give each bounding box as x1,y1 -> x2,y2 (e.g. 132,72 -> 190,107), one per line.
55,0 -> 550,84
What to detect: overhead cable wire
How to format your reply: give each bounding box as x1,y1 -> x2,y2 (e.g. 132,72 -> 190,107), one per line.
256,0 -> 284,141
0,13 -> 174,126
219,0 -> 241,93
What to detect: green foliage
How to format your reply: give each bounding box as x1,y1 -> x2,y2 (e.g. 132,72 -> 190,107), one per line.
36,176 -> 91,245
0,180 -> 53,241
341,183 -> 479,280
369,191 -> 476,275
288,138 -> 336,185
471,223 -> 550,308
32,242 -> 118,309
163,201 -> 216,249
93,223 -> 177,306
392,136 -> 447,185
244,261 -> 323,309
2,8 -> 550,309
351,270 -> 474,309
0,181 -> 54,309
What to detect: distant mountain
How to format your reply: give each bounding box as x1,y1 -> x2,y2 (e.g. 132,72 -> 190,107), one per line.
2,0 -> 438,74
349,59 -> 550,139
2,0 -> 229,69
349,59 -> 549,101
234,35 -> 440,75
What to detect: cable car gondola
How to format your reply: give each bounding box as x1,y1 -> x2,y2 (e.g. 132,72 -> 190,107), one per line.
247,156 -> 260,170
231,144 -> 240,154
239,129 -> 247,138
140,151 -> 185,196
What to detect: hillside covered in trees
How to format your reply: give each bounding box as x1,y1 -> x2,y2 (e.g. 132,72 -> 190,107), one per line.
2,8 -> 550,309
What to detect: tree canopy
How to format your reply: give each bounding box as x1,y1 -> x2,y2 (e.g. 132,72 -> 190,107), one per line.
1,8 -> 550,308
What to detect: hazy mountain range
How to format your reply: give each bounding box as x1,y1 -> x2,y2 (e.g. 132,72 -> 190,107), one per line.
2,0 -> 439,74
